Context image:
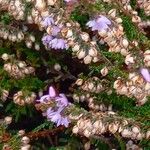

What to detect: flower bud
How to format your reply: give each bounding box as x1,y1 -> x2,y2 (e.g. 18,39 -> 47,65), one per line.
72,126 -> 79,134
54,63 -> 61,71
35,43 -> 40,51
21,144 -> 31,150
84,55 -> 92,64
4,116 -> 12,125
100,67 -> 108,76
35,0 -> 46,11
18,130 -> 25,136
18,61 -> 26,68
72,44 -> 80,52
88,48 -> 97,57
77,50 -> 86,59
1,53 -> 9,61
29,35 -> 35,42
81,32 -> 89,42
108,9 -> 116,18
21,136 -> 30,145
75,79 -> 83,86
122,39 -> 129,48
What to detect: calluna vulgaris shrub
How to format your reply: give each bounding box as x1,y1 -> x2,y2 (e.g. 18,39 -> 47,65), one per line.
0,0 -> 150,149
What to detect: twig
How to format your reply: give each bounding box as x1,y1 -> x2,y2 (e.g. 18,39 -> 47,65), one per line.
25,126 -> 65,140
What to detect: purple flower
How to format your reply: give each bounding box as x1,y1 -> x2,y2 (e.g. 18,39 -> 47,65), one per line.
37,86 -> 56,103
86,15 -> 111,31
51,26 -> 61,36
49,38 -> 68,50
42,35 -> 53,45
46,107 -> 70,127
43,107 -> 54,117
140,68 -> 150,82
50,113 -> 62,126
38,86 -> 70,127
56,94 -> 69,107
42,16 -> 54,27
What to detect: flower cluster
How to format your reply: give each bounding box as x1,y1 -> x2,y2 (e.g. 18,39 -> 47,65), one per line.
3,60 -> 35,79
42,17 -> 68,50
75,77 -> 104,93
0,26 -> 24,42
72,112 -> 145,140
13,91 -> 36,106
73,92 -> 112,112
37,86 -> 70,127
114,70 -> 150,106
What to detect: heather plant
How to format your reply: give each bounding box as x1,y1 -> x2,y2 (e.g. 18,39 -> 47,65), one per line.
0,0 -> 150,149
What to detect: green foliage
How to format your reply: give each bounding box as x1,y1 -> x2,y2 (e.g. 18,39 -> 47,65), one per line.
0,47 -> 11,55
33,121 -> 53,132
130,0 -> 137,9
71,8 -> 89,28
92,138 -> 110,150
0,13 -> 12,25
5,102 -> 37,122
15,77 -> 44,91
89,50 -> 127,79
97,91 -> 150,128
122,15 -> 139,40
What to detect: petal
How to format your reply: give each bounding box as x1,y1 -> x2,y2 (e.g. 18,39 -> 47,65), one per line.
97,16 -> 111,25
49,86 -> 56,98
140,68 -> 150,82
61,117 -> 70,127
97,23 -> 109,31
86,20 -> 96,27
51,113 -> 61,122
56,117 -> 62,127
55,94 -> 68,106
46,108 -> 55,117
42,17 -> 54,27
51,26 -> 60,36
